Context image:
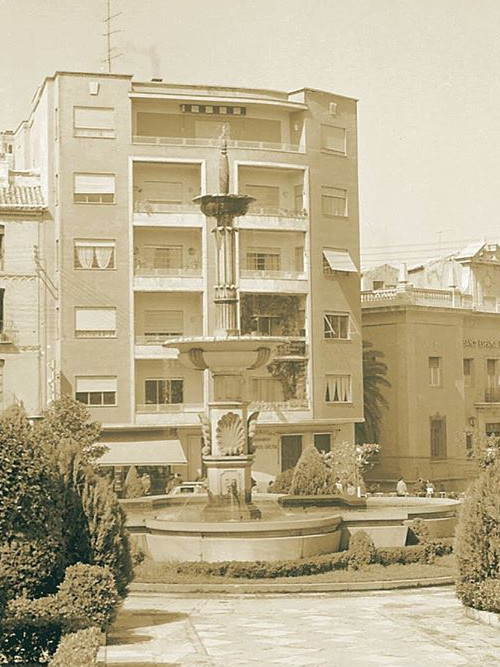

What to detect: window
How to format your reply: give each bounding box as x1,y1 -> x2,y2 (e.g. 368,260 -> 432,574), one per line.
314,433 -> 331,454
75,376 -> 117,406
0,226 -> 4,270
246,248 -> 281,272
144,310 -> 183,340
373,280 -> 384,290
295,247 -> 304,273
74,240 -> 115,270
140,180 -> 183,204
74,173 -> 115,203
281,435 -> 302,472
249,315 -> 281,336
325,375 -> 352,403
75,308 -> 116,338
245,184 -> 280,210
322,249 -> 357,275
430,417 -> 447,459
463,358 -> 474,387
429,357 -> 442,387
485,423 -> 500,437
74,107 -> 115,138
323,313 -> 349,340
142,246 -> 182,270
294,184 -> 304,212
321,187 -> 347,217
321,125 -> 346,154
465,432 -> 474,458
145,378 -> 184,404
486,358 -> 499,401
250,377 -> 283,403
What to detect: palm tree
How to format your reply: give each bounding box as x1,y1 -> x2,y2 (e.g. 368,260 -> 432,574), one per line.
355,341 -> 390,444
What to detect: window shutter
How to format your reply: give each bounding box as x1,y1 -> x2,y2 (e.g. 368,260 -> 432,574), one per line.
74,173 -> 115,194
321,125 -> 346,153
75,308 -> 116,331
74,107 -> 114,130
144,310 -> 183,334
76,377 -> 117,393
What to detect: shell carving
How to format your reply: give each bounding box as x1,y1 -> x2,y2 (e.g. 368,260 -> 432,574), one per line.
216,412 -> 245,456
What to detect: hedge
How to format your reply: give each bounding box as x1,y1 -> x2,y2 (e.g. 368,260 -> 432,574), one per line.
140,539 -> 452,580
49,626 -> 103,667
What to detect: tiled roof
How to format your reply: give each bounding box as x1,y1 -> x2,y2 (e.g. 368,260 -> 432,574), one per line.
0,185 -> 46,210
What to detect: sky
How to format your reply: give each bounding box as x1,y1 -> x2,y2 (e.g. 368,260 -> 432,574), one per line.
1,0 -> 500,268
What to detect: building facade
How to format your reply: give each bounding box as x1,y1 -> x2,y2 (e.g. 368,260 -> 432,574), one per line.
361,242 -> 500,490
7,72 -> 363,488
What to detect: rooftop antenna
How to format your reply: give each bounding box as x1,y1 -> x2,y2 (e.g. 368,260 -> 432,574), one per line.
103,0 -> 123,72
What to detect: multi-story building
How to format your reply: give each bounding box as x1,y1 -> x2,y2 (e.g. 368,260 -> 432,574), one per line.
0,137 -> 49,415
361,242 -> 500,491
7,71 -> 363,489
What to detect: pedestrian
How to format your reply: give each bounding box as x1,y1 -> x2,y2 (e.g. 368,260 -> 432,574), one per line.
426,480 -> 435,497
396,477 -> 408,497
141,473 -> 151,496
334,477 -> 344,494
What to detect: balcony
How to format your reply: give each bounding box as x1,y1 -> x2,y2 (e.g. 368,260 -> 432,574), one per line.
361,285 -> 485,311
135,402 -> 204,426
0,321 -> 18,345
133,260 -> 203,291
132,136 -> 304,154
484,388 -> 500,403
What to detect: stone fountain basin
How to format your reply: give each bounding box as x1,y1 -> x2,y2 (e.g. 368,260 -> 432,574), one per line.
140,514 -> 342,563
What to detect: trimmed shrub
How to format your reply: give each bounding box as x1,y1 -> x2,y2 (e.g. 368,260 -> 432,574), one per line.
407,518 -> 430,545
124,465 -> 144,499
49,626 -> 103,667
348,531 -> 376,570
475,579 -> 500,614
269,468 -> 294,494
455,457 -> 500,611
290,445 -> 331,496
58,564 -> 119,632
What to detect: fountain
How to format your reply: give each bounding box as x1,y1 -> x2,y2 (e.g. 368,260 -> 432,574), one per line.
131,131 -> 460,562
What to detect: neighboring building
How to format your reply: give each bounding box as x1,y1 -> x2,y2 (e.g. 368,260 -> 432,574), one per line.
361,242 -> 500,491
7,72 -> 363,489
0,147 -> 49,414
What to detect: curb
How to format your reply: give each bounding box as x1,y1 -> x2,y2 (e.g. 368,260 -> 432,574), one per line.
129,576 -> 454,595
465,606 -> 500,628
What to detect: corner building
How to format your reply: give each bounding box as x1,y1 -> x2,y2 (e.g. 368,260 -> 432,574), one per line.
10,72 -> 362,489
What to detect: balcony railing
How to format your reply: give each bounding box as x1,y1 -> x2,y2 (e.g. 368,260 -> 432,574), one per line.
134,264 -> 202,277
248,399 -> 309,411
485,388 -> 500,403
0,321 -> 17,345
246,206 -> 307,218
135,334 -> 183,345
134,201 -> 200,214
240,268 -> 305,280
274,339 -> 307,359
132,135 -> 304,153
136,403 -> 204,413
362,285 -> 494,312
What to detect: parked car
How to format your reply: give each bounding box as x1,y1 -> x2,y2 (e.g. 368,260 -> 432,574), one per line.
168,481 -> 207,496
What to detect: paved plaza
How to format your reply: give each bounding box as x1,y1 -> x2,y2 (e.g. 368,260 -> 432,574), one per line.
102,587 -> 500,666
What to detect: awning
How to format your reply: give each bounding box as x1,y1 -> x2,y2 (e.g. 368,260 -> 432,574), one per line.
323,249 -> 358,273
97,440 -> 187,467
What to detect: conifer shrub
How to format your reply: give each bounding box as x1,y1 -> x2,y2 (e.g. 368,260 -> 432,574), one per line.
124,465 -> 144,498
348,530 -> 376,570
290,444 -> 332,496
407,518 -> 431,545
455,457 -> 500,612
268,468 -> 294,494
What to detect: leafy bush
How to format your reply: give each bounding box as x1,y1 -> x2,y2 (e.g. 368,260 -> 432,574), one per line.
124,465 -> 144,499
268,468 -> 294,494
348,531 -> 376,570
455,458 -> 500,611
475,579 -> 500,614
290,445 -> 332,496
0,406 -> 65,599
49,626 -> 103,667
407,518 -> 431,545
58,564 -> 119,632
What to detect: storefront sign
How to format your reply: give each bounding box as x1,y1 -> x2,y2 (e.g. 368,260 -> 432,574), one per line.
463,338 -> 500,348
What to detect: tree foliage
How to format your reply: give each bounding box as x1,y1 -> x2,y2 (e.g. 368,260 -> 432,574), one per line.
124,465 -> 144,499
356,341 -> 390,444
455,457 -> 500,611
290,445 -> 332,495
0,406 -> 65,599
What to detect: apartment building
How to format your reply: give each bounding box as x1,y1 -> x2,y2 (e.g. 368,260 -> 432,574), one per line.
0,134 -> 49,414
361,242 -> 500,490
8,71 -> 363,488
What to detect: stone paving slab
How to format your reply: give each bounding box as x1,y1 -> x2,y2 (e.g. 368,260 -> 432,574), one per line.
102,589 -> 500,666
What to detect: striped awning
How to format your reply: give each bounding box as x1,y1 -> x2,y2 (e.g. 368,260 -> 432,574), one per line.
97,440 -> 187,466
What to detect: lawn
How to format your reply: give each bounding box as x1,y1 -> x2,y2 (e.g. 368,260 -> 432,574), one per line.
134,553 -> 455,585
